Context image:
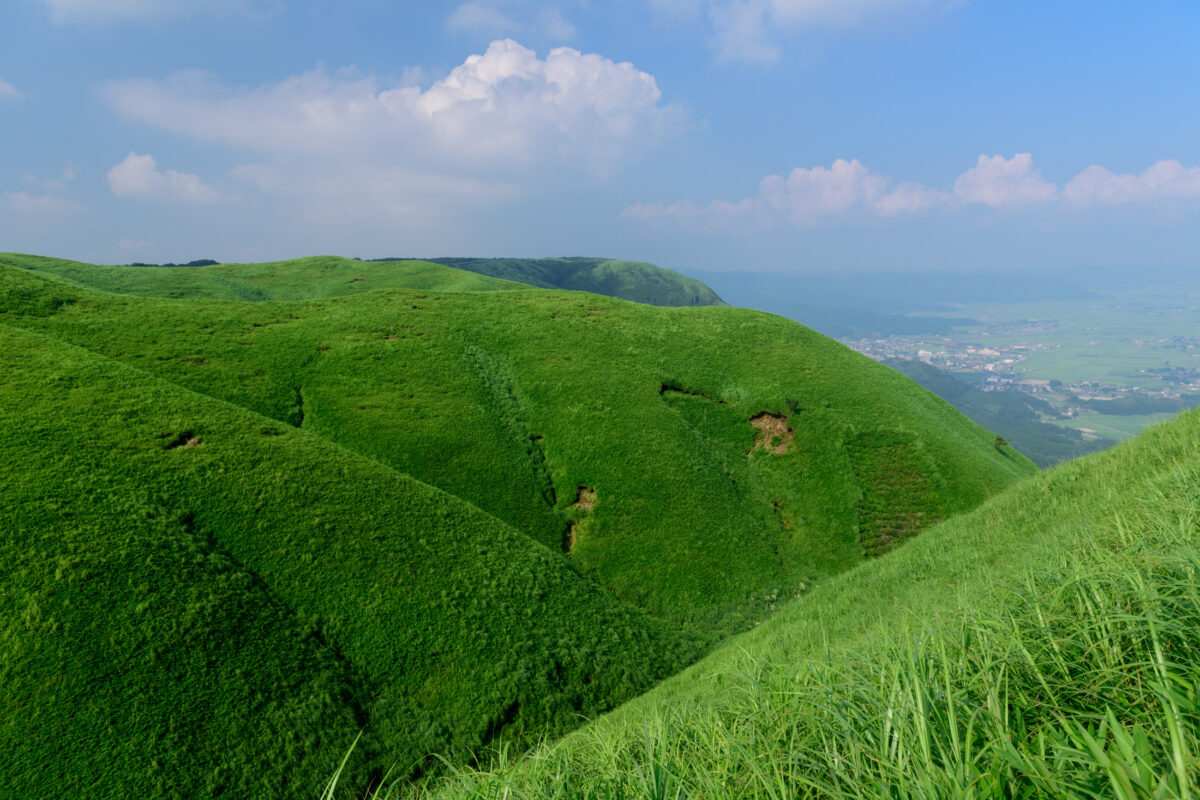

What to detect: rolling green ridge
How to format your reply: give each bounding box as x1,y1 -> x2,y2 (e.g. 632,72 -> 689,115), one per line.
887,358 -> 1113,467
410,405 -> 1200,799
0,253 -> 526,301
1,256 -> 1033,633
2,253 -> 1039,797
0,324 -> 692,798
0,252 -> 726,309
417,257 -> 726,307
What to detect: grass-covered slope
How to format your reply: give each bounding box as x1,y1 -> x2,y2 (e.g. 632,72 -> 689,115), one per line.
0,259 -> 1034,634
0,324 -> 693,799
421,257 -> 726,307
413,407 -> 1200,799
0,252 -> 525,300
888,357 -> 1113,467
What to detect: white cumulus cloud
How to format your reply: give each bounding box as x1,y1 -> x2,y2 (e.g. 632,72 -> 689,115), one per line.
625,158 -> 946,229
104,39 -> 679,175
107,152 -> 218,203
1062,160 -> 1200,206
953,153 -> 1057,208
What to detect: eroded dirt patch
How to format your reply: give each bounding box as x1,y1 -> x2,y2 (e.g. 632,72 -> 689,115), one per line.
563,487 -> 597,553
573,486 -> 596,511
750,412 -> 793,454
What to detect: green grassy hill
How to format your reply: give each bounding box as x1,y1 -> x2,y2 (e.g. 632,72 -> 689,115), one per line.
0,324 -> 693,799
413,407 -> 1200,799
1,255 -> 1033,635
0,252 -> 726,308
418,257 -> 726,307
0,253 -> 525,301
887,358 -> 1113,467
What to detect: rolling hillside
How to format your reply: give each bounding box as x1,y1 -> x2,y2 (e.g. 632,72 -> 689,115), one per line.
0,253 -> 525,301
413,405 -> 1200,799
1,253 -> 725,308
2,255 -> 1034,634
0,324 -> 693,799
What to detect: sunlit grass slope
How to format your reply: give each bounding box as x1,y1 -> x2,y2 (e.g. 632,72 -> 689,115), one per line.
423,257 -> 726,307
0,324 -> 693,799
411,408 -> 1200,799
0,260 -> 1032,633
0,252 -> 525,300
0,259 -> 1035,634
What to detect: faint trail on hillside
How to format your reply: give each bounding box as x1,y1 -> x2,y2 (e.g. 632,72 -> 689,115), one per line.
465,345 -> 563,525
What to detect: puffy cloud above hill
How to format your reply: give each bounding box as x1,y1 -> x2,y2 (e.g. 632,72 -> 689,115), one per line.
104,40 -> 680,174
953,153 -> 1056,208
107,153 -> 218,203
102,39 -> 682,229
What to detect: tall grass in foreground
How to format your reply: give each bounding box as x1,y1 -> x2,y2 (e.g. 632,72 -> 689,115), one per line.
332,493 -> 1200,799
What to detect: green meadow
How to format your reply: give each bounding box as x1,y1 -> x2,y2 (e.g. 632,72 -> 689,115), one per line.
403,405 -> 1200,800
0,252 -> 1078,798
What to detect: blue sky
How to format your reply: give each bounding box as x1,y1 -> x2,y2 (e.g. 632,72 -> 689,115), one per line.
3,0 -> 1200,274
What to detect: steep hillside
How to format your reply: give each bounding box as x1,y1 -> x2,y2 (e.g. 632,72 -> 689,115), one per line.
420,257 -> 726,306
0,253 -> 525,300
0,258 -> 1034,635
414,407 -> 1200,799
0,324 -> 692,799
888,358 -> 1113,467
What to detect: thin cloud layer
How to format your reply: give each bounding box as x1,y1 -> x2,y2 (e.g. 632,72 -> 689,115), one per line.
38,0 -> 273,23
5,191 -> 81,215
447,2 -> 576,40
107,152 -> 218,203
652,0 -> 946,63
0,78 -> 17,98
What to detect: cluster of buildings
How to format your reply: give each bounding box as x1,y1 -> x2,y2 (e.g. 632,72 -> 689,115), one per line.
845,336 -> 1056,376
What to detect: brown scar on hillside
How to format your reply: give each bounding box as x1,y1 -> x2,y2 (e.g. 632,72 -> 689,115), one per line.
750,412 -> 793,454
573,486 -> 596,510
563,487 -> 597,553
